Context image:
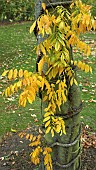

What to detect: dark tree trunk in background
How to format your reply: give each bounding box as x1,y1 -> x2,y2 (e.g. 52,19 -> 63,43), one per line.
35,1 -> 82,169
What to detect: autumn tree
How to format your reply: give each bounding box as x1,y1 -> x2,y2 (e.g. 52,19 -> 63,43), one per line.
2,0 -> 96,170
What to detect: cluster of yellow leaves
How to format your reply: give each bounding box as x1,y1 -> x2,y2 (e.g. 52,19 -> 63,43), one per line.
30,6 -> 55,37
68,32 -> 91,56
30,146 -> 53,169
71,60 -> 92,73
29,2 -> 95,79
2,69 -> 45,107
43,147 -> 52,170
19,132 -> 41,146
70,0 -> 96,33
19,131 -> 52,169
43,111 -> 66,137
30,146 -> 42,165
43,79 -> 68,111
2,68 -> 32,80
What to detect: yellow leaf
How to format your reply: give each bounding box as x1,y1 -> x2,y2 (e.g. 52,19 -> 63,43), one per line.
41,77 -> 45,90
40,44 -> 46,55
70,77 -> 74,86
2,70 -> 9,76
13,69 -> 18,79
29,134 -> 33,141
24,70 -> 29,78
59,21 -> 65,31
44,154 -> 49,165
55,41 -> 60,51
8,69 -> 13,80
85,64 -> 89,73
46,126 -> 51,134
89,66 -> 92,74
7,87 -> 11,96
51,129 -> 54,137
62,92 -> 67,102
67,70 -> 72,78
42,3 -> 46,10
81,63 -> 85,71
23,99 -> 27,107
56,80 -> 60,84
34,158 -> 40,165
78,61 -> 82,69
11,128 -> 17,133
27,95 -> 34,104
62,125 -> 66,135
36,80 -> 42,87
26,134 -> 30,140
38,75 -> 43,81
32,136 -> 36,141
10,85 -> 15,94
17,81 -> 22,88
74,79 -> 78,86
55,125 -> 61,133
5,89 -> 8,97
43,95 -> 48,102
49,91 -> 53,100
74,60 -> 77,66
45,120 -> 50,128
56,16 -> 61,23
86,46 -> 90,56
38,57 -> 44,74
19,69 -> 23,78
44,147 -> 52,153
44,80 -> 50,90
43,116 -> 50,122
30,21 -> 36,34
14,83 -> 18,92
44,111 -> 54,117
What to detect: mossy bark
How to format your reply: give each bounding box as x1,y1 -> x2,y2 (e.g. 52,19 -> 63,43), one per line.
43,83 -> 82,170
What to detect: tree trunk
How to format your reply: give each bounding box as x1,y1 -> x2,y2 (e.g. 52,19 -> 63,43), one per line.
35,0 -> 82,170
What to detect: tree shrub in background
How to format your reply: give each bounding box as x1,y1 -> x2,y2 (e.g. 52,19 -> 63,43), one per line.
0,0 -> 95,23
82,0 -> 96,16
0,0 -> 35,22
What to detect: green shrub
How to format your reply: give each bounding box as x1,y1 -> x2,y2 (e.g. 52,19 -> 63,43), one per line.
0,0 -> 35,22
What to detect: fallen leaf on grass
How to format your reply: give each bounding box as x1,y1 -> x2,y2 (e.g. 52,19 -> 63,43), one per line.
88,99 -> 96,103
29,108 -> 34,111
39,128 -> 43,134
82,89 -> 88,92
31,114 -> 36,117
34,118 -> 38,122
11,128 -> 17,133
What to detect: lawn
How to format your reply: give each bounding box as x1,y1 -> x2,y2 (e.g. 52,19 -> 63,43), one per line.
0,22 -> 42,138
0,22 -> 96,139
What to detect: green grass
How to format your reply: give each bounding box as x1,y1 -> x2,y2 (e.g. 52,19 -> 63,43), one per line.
74,31 -> 96,130
0,23 -> 96,138
0,22 -> 42,137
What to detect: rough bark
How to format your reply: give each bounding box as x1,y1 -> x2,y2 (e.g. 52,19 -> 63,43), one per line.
35,0 -> 82,169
